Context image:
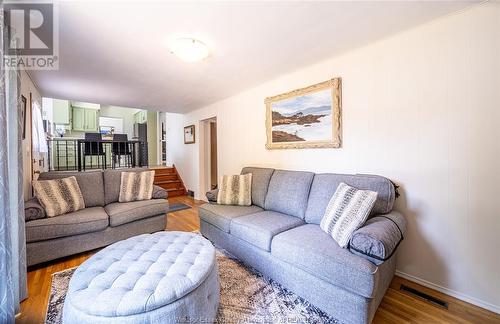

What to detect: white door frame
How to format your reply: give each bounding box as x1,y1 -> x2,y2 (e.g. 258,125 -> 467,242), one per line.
198,117 -> 217,201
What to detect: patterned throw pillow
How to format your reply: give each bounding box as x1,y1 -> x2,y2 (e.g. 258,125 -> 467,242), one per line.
119,171 -> 155,202
33,176 -> 85,217
320,182 -> 378,248
217,174 -> 252,206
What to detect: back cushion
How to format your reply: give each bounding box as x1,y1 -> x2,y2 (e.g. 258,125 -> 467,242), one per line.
241,167 -> 275,208
305,174 -> 395,224
264,170 -> 315,219
38,171 -> 105,207
103,168 -> 148,204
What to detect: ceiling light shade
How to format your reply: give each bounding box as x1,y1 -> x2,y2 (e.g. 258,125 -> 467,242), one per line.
170,38 -> 210,62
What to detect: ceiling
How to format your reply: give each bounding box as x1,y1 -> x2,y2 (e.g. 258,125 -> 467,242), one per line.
30,1 -> 478,113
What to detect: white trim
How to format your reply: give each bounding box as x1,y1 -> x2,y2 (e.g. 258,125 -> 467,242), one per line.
396,270 -> 500,314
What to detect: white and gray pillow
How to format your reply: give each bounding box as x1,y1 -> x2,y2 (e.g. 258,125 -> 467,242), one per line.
217,174 -> 252,206
119,171 -> 155,202
33,176 -> 85,217
320,182 -> 378,248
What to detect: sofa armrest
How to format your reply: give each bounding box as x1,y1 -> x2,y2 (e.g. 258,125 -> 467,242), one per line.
25,198 -> 46,222
206,189 -> 218,203
349,211 -> 406,265
152,185 -> 168,199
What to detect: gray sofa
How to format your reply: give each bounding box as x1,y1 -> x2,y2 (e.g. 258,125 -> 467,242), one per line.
199,167 -> 406,324
25,169 -> 169,266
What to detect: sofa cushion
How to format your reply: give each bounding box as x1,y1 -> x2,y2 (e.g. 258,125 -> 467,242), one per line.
264,170 -> 314,219
33,176 -> 86,217
103,168 -> 149,205
320,182 -> 378,248
105,199 -> 168,227
118,170 -> 155,202
241,167 -> 275,208
230,211 -> 304,251
271,224 -> 379,298
38,171 -> 105,207
217,174 -> 252,206
26,207 -> 108,243
198,203 -> 263,233
305,174 -> 395,224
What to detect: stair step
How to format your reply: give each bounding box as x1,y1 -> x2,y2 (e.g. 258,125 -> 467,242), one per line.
155,181 -> 182,190
153,168 -> 175,175
150,165 -> 186,197
166,188 -> 186,197
154,174 -> 178,181
154,180 -> 181,185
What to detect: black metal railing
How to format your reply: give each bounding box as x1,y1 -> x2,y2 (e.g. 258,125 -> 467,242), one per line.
48,139 -> 148,171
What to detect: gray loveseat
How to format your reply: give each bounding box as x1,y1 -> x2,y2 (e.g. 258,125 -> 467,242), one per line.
25,169 -> 169,266
199,167 -> 406,324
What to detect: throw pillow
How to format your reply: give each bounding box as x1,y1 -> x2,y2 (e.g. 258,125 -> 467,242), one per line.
152,185 -> 168,199
217,174 -> 252,206
119,171 -> 155,202
33,176 -> 86,217
320,182 -> 378,248
206,189 -> 218,203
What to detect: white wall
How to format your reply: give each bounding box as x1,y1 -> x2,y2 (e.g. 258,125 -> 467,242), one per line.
166,3 -> 500,312
164,112 -> 186,168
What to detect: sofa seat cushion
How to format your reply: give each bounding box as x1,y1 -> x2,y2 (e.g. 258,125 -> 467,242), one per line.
105,199 -> 168,227
271,224 -> 379,298
230,211 -> 304,251
198,203 -> 263,233
26,207 -> 108,243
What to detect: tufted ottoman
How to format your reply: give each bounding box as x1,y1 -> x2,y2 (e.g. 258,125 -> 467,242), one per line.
62,231 -> 219,323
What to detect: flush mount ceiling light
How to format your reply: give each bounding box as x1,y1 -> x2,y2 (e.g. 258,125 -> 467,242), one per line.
169,38 -> 210,63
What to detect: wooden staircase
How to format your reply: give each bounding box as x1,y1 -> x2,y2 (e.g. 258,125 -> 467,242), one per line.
151,165 -> 187,197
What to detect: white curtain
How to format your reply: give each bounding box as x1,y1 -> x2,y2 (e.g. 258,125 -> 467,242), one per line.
32,101 -> 48,162
0,7 -> 27,323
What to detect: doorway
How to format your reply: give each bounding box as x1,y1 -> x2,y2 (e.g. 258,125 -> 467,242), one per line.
199,117 -> 218,199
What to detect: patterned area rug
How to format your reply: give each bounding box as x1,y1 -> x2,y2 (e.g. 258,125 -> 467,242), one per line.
46,250 -> 338,324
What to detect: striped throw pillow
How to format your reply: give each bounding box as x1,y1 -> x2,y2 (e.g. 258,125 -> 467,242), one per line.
33,176 -> 85,217
119,171 -> 155,202
217,174 -> 252,206
320,182 -> 378,248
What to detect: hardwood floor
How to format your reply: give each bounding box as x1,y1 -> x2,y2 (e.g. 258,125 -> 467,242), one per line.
18,196 -> 499,324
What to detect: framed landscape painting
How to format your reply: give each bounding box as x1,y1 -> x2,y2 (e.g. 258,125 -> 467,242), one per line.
265,78 -> 341,149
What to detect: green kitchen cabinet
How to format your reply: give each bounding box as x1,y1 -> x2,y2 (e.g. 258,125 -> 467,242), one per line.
84,108 -> 98,131
53,99 -> 71,125
72,107 -> 99,131
134,110 -> 147,124
72,107 -> 85,131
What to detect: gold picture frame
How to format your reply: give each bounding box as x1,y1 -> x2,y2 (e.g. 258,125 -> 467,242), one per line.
265,78 -> 342,149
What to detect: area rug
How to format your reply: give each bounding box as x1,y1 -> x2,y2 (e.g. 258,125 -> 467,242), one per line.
167,202 -> 191,213
46,250 -> 337,324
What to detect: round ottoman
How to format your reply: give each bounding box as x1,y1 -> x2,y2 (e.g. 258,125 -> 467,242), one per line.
62,231 -> 219,323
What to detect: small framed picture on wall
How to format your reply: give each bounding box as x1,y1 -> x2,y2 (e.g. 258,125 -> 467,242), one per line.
184,125 -> 195,144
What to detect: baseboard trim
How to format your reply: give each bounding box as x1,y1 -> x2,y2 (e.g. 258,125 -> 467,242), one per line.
395,270 -> 500,315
